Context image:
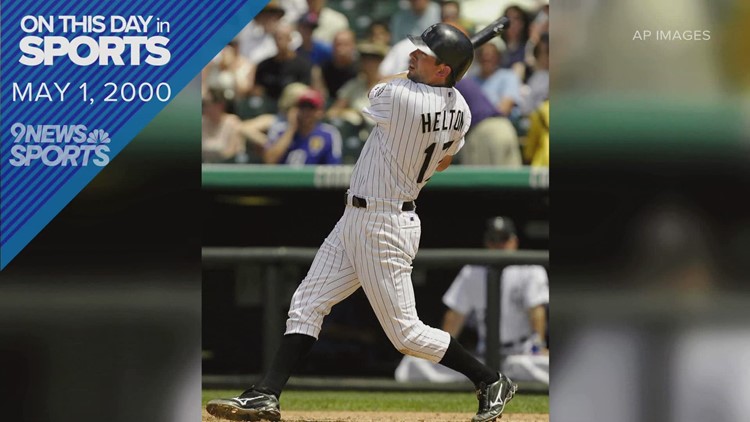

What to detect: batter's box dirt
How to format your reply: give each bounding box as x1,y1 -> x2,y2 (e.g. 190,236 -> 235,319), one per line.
203,409 -> 549,422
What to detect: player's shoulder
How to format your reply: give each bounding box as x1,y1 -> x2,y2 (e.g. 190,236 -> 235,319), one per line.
389,79 -> 457,102
458,264 -> 488,280
385,77 -> 416,95
369,82 -> 391,101
504,264 -> 546,272
378,78 -> 424,108
389,77 -> 437,93
504,265 -> 548,279
370,75 -> 414,101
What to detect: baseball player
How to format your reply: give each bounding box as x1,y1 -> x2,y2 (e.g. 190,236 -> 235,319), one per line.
207,23 -> 516,422
395,217 -> 550,384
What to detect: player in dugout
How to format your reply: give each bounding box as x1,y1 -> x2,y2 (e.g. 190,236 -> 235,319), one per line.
395,217 -> 549,385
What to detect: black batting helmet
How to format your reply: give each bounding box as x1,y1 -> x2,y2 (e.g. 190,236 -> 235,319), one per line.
408,23 -> 474,86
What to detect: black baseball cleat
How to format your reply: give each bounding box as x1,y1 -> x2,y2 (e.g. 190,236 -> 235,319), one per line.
472,373 -> 517,422
205,388 -> 280,421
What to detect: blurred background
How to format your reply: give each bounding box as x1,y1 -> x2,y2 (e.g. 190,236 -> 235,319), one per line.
0,80 -> 203,422
201,0 -> 551,404
552,0 -> 750,421
200,0 -> 549,167
13,0 -> 750,420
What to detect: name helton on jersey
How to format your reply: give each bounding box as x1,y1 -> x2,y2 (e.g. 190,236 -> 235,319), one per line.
350,77 -> 472,200
420,109 -> 466,134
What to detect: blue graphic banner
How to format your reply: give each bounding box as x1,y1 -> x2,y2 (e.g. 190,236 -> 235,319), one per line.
0,0 -> 267,269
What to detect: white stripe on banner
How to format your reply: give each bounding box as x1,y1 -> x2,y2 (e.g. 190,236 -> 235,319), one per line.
314,165 -> 354,188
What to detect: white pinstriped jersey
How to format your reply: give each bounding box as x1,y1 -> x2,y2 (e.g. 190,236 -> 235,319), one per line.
349,78 -> 472,201
284,77 -> 472,364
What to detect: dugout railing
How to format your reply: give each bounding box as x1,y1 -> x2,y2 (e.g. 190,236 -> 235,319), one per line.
203,247 -> 549,375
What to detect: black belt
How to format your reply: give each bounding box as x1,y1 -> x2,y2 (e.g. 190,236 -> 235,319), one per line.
501,335 -> 529,349
347,194 -> 415,212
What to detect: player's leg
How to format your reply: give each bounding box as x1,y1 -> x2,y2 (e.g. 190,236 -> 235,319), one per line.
344,208 -> 516,421
343,209 -> 451,360
256,221 -> 361,396
206,219 -> 360,421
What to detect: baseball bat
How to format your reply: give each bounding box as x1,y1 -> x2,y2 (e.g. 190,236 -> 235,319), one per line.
470,16 -> 510,48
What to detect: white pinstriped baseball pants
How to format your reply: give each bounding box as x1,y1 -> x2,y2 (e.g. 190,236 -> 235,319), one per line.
285,193 -> 451,362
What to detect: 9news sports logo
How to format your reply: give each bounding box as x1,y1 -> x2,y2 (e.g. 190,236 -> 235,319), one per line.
8,15 -> 174,168
8,122 -> 111,167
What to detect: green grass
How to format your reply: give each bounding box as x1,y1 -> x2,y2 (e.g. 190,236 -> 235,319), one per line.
203,390 -> 549,414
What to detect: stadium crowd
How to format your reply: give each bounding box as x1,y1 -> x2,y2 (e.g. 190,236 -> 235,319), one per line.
202,0 -> 549,167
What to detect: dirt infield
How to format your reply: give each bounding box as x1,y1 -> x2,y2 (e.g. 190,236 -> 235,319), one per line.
203,409 -> 549,422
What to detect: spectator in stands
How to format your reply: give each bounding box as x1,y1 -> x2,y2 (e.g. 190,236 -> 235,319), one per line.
202,39 -> 254,101
475,40 -> 522,118
389,0 -> 441,44
440,0 -> 475,35
253,22 -> 312,102
279,0 -> 307,25
523,99 -> 549,167
202,89 -> 245,163
366,20 -> 391,48
296,11 -> 333,66
455,77 -> 522,167
320,29 -> 358,100
520,33 -> 548,117
235,1 -> 290,65
240,82 -> 311,162
474,39 -> 501,83
395,217 -> 549,385
378,35 -> 413,77
327,42 -> 389,128
501,5 -> 531,77
307,0 -> 350,44
263,89 -> 343,165
528,0 -> 549,46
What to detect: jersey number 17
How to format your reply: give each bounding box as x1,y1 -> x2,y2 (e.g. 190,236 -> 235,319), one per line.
417,141 -> 453,183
